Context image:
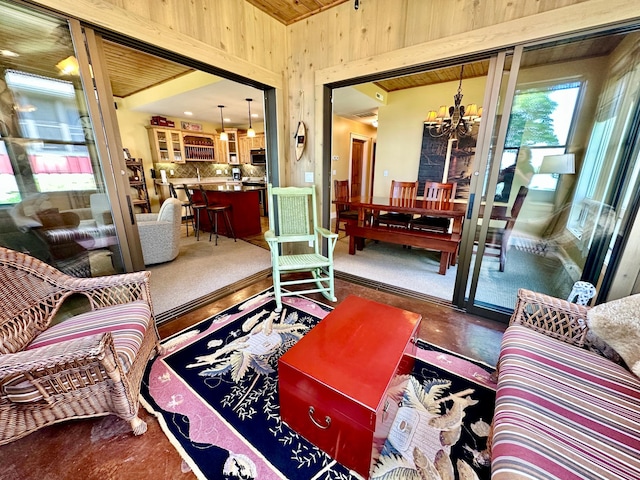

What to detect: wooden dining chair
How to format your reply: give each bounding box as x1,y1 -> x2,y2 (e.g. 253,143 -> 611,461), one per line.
410,182 -> 456,233
476,185 -> 529,271
333,179 -> 359,234
375,180 -> 419,229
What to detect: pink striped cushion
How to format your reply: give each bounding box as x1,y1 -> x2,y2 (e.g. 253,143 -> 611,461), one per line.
492,325 -> 640,480
27,300 -> 151,373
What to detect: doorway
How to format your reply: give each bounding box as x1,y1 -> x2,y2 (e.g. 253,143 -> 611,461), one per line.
329,27 -> 640,319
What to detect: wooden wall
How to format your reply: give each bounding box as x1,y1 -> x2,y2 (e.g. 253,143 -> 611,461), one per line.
28,0 -> 640,294
33,0 -> 640,188
287,0 -> 640,196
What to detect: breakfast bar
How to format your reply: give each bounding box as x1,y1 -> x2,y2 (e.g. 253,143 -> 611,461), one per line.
156,177 -> 265,238
191,184 -> 264,238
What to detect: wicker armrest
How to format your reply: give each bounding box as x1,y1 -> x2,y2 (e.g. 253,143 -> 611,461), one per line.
0,333 -> 113,379
62,270 -> 152,309
510,288 -> 590,347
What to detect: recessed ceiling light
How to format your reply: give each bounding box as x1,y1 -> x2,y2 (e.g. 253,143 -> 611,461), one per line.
184,111 -> 193,116
1,49 -> 19,57
251,113 -> 259,118
224,117 -> 231,122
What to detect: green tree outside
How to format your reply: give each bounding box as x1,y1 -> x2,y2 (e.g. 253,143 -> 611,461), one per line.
505,91 -> 559,147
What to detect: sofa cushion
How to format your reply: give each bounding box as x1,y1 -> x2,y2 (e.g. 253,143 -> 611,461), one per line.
587,293 -> 640,377
26,300 -> 151,373
2,374 -> 44,403
492,325 -> 640,480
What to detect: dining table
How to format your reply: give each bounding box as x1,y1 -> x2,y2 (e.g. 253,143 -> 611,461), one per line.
333,195 -> 466,275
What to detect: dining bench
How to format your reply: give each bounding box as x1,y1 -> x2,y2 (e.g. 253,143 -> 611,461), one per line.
345,224 -> 460,274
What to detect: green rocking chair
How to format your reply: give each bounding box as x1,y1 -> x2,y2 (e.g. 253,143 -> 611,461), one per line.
265,184 -> 338,311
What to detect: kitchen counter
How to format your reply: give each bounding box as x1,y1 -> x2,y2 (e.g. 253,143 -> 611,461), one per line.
192,185 -> 264,237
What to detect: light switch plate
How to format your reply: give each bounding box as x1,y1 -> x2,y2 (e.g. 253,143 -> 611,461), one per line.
216,169 -> 222,175
305,172 -> 314,183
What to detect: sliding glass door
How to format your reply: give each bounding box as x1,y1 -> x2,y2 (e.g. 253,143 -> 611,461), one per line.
0,1 -> 141,275
459,30 -> 640,318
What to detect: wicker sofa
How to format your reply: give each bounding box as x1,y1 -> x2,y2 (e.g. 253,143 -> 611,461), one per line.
0,247 -> 160,445
491,289 -> 640,479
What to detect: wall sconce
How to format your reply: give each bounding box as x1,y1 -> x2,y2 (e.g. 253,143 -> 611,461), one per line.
246,98 -> 256,138
56,56 -> 79,76
218,105 -> 228,141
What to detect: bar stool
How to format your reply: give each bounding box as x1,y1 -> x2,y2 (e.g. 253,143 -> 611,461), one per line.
198,185 -> 236,246
183,185 -> 207,241
169,183 -> 191,236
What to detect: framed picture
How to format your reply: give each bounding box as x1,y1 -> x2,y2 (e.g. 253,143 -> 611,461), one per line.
181,121 -> 203,132
417,125 -> 477,199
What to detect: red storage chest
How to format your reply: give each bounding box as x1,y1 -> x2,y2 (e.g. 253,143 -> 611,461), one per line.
278,295 -> 421,478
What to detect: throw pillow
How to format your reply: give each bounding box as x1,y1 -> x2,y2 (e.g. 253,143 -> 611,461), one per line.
587,293 -> 640,377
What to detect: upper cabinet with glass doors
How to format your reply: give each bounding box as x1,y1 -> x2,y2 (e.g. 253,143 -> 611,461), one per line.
146,126 -> 184,163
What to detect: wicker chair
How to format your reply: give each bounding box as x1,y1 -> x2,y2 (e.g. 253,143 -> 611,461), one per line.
0,247 -> 160,445
265,184 -> 338,311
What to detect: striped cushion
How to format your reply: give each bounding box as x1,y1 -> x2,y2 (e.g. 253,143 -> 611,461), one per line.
2,374 -> 44,403
27,300 -> 151,373
492,325 -> 640,480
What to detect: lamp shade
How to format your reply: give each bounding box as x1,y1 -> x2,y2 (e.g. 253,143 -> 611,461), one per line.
538,153 -> 575,174
464,103 -> 478,118
425,110 -> 438,124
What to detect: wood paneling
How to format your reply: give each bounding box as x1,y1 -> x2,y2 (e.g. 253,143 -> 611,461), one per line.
245,0 -> 349,25
31,0 -> 286,87
102,42 -> 192,97
24,0 -> 640,196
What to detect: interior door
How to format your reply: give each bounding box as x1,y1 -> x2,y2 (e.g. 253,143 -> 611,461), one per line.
456,29 -> 640,319
350,138 -> 365,196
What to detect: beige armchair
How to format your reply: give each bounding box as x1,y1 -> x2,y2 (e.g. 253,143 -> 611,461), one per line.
0,246 -> 160,445
136,198 -> 182,265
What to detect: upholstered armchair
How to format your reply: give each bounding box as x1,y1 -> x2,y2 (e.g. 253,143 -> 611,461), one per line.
136,198 -> 182,265
0,246 -> 161,445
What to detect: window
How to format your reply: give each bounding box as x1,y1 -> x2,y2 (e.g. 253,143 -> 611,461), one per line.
2,70 -> 96,202
503,82 -> 581,192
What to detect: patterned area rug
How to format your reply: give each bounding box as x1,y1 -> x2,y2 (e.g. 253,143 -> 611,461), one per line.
140,290 -> 496,479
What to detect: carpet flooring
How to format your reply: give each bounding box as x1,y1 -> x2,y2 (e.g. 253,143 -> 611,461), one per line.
147,233 -> 271,317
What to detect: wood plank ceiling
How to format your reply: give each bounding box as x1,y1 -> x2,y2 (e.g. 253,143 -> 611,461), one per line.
245,0 -> 350,25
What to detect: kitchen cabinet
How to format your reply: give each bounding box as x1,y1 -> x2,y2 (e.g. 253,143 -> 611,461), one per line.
146,127 -> 184,163
215,128 -> 239,164
238,133 -> 265,163
183,133 -> 215,161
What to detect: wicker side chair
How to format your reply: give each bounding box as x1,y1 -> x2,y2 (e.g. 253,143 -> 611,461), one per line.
0,246 -> 161,445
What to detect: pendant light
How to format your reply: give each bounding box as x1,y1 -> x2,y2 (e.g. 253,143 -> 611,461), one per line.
218,105 -> 228,141
246,98 -> 256,138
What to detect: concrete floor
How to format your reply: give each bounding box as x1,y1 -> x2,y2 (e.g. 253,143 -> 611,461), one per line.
1,277 -> 505,480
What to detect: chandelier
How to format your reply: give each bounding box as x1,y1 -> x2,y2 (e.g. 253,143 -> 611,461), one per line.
425,65 -> 481,139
